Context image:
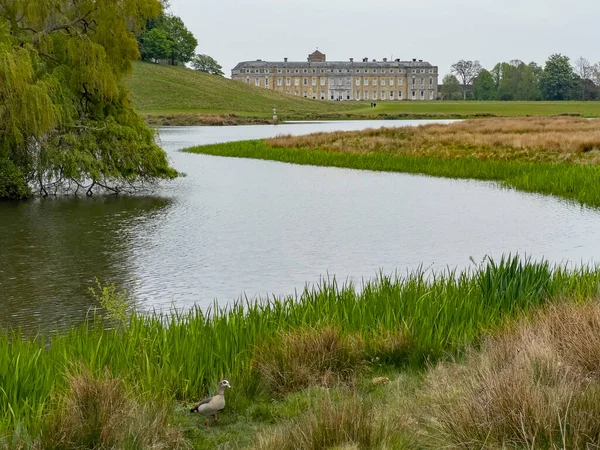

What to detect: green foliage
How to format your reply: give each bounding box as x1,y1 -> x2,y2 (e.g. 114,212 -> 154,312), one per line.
0,157 -> 31,199
541,54 -> 576,100
89,279 -> 130,325
162,16 -> 197,65
497,60 -> 542,101
473,69 -> 497,100
139,14 -> 197,65
0,0 -> 177,200
441,74 -> 461,100
191,54 -> 224,76
139,28 -> 171,62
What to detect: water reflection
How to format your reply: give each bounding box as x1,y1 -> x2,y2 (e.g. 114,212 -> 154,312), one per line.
0,196 -> 172,332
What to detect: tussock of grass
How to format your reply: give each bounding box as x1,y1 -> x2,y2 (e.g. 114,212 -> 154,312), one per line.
41,368 -> 189,450
252,326 -> 367,396
417,301 -> 600,449
253,392 -> 383,450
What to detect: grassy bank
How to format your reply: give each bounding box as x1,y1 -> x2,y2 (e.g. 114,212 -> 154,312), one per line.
2,257 -> 600,448
125,63 -> 600,124
186,117 -> 600,208
125,62 -> 357,121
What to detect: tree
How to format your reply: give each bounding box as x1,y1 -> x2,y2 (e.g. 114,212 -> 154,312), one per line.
162,15 -> 197,65
497,61 -> 541,101
593,63 -> 600,87
0,0 -> 177,199
441,74 -> 462,100
139,27 -> 171,62
540,54 -> 576,100
138,14 -> 197,65
191,54 -> 224,76
574,57 -> 596,100
473,69 -> 497,100
451,60 -> 482,100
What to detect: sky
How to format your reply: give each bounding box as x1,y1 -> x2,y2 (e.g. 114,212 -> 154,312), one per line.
170,0 -> 599,78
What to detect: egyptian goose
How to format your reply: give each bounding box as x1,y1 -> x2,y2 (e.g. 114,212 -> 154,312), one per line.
190,379 -> 231,427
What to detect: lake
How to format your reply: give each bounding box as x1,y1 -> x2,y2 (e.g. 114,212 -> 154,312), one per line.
1,120 -> 599,333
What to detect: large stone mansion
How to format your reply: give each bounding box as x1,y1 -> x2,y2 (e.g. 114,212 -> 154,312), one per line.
231,50 -> 438,101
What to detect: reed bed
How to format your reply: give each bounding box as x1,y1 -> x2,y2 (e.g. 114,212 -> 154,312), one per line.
1,257 -> 600,442
267,117 -> 600,164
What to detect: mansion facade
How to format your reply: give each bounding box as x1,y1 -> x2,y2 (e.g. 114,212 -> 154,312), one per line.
231,50 -> 438,101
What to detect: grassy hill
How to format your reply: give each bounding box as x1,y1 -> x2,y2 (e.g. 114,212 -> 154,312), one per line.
125,62 -> 356,119
125,62 -> 600,124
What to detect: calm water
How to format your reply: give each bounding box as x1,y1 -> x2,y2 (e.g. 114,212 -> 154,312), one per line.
2,120 -> 600,332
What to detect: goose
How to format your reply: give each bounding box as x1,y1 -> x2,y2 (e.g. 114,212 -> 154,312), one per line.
190,379 -> 231,427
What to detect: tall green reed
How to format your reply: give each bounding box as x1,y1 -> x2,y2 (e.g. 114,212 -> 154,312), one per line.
1,256 -> 599,438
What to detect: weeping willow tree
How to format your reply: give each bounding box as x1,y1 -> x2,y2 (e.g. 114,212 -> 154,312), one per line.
0,0 -> 178,199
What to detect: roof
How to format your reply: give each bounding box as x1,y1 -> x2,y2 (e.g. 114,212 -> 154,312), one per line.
232,60 -> 436,71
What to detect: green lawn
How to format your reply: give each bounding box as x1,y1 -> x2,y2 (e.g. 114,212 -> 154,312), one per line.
343,100 -> 600,117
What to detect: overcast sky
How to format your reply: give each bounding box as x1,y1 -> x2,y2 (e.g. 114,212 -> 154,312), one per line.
170,0 -> 599,78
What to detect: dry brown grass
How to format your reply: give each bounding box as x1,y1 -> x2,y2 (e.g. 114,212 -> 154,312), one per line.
252,326 -> 368,397
416,301 -> 600,449
41,368 -> 189,450
267,117 -> 600,164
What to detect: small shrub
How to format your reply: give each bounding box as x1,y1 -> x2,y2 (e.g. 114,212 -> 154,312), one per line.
253,392 -> 383,450
41,368 -> 189,450
89,278 -> 130,326
416,301 -> 600,449
252,326 -> 367,397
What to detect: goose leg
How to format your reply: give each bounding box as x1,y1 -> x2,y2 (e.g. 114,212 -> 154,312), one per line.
214,414 -> 218,422
205,417 -> 210,428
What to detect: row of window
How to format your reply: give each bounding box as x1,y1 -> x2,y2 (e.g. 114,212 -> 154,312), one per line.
246,77 -> 435,87
241,67 -> 435,75
285,90 -> 436,101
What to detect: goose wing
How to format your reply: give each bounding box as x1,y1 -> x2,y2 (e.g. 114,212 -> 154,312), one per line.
190,395 -> 212,412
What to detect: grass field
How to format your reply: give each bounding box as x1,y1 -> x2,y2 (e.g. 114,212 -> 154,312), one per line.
3,257 -> 600,448
125,62 -> 356,119
125,62 -> 600,124
186,117 -> 600,208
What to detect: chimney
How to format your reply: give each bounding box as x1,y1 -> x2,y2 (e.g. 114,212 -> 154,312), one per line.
363,57 -> 368,62
383,57 -> 387,62
372,58 -> 376,62
419,59 -> 423,62
395,58 -> 400,62
349,57 -> 354,62
412,58 -> 417,62
284,57 -> 288,62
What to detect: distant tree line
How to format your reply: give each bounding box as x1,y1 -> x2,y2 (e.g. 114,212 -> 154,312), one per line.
441,55 -> 600,101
